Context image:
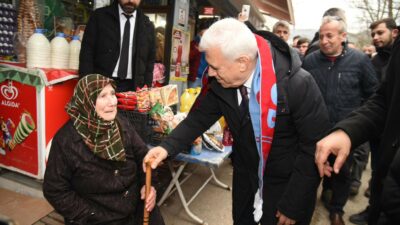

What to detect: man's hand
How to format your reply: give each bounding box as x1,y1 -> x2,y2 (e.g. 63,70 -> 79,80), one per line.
143,146 -> 168,171
141,185 -> 156,212
276,210 -> 296,225
237,12 -> 247,22
315,129 -> 352,177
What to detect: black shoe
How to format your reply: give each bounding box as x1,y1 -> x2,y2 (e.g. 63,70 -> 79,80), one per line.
349,207 -> 368,225
349,182 -> 360,196
330,212 -> 345,225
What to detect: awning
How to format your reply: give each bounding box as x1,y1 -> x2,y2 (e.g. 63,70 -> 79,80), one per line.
200,0 -> 294,28
206,0 -> 266,30
253,0 -> 295,24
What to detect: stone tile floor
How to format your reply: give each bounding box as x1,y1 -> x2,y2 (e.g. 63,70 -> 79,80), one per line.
0,159 -> 371,225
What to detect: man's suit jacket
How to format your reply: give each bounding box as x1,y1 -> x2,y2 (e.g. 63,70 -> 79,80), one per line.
160,32 -> 330,224
79,2 -> 155,89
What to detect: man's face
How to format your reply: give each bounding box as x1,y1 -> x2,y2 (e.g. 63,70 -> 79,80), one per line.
371,23 -> 398,48
205,47 -> 250,88
274,26 -> 289,42
363,46 -> 376,56
118,0 -> 141,14
298,42 -> 309,55
319,21 -> 346,57
292,38 -> 299,48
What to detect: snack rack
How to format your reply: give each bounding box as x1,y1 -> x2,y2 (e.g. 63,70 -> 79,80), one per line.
118,110 -> 154,144
117,85 -> 178,146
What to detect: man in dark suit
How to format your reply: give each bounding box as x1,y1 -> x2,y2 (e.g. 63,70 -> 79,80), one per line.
143,18 -> 330,225
79,0 -> 155,92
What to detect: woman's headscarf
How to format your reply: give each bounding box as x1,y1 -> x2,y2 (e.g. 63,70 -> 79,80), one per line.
66,74 -> 126,161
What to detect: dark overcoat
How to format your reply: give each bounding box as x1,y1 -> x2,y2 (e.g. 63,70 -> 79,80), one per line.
79,2 -> 155,89
335,33 -> 400,225
43,115 -> 163,225
160,32 -> 330,224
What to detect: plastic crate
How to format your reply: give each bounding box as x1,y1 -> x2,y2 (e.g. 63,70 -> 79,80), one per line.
119,110 -> 153,143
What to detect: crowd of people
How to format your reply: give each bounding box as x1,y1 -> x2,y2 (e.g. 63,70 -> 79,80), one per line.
41,0 -> 400,224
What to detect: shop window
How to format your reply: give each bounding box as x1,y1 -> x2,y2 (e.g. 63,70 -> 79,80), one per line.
147,13 -> 167,64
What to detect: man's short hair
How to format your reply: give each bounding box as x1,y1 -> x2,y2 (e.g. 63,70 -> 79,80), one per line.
199,18 -> 258,62
297,37 -> 310,46
369,18 -> 397,30
273,20 -> 290,33
323,8 -> 346,24
293,35 -> 301,41
321,16 -> 347,33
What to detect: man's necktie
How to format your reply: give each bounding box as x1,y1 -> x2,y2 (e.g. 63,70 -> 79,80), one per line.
117,14 -> 132,79
239,85 -> 249,117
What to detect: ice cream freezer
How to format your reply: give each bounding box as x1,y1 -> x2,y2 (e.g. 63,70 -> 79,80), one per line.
0,62 -> 78,179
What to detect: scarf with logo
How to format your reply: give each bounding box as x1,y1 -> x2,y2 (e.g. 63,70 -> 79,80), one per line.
249,34 -> 277,222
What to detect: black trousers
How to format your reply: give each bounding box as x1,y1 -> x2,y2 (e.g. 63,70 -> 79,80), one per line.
233,181 -> 314,225
322,153 -> 353,214
350,142 -> 370,187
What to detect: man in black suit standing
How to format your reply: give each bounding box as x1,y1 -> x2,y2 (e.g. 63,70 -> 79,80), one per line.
79,0 -> 155,92
143,18 -> 330,225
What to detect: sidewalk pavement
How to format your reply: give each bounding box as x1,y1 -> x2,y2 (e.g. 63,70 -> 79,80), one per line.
0,159 -> 371,225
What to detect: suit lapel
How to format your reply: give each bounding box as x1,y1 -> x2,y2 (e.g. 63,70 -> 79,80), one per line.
132,10 -> 141,58
210,81 -> 244,124
105,2 -> 122,48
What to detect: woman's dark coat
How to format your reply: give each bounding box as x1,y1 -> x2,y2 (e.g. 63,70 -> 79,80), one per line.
43,115 -> 155,225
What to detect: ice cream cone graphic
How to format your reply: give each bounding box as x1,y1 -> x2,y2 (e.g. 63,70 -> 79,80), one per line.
10,112 -> 36,149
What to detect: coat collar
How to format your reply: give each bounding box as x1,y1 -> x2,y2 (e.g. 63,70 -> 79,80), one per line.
103,1 -> 120,21
210,79 -> 239,110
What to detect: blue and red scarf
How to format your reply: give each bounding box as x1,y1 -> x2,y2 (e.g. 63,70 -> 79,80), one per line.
249,34 -> 277,222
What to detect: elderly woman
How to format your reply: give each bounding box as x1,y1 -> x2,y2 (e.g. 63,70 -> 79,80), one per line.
43,74 -> 164,225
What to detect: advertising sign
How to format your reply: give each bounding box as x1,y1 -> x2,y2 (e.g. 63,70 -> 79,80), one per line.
0,80 -> 39,176
0,63 -> 78,178
170,28 -> 190,82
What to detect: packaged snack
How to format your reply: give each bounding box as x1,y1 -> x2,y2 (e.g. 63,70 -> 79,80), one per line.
116,91 -> 137,100
149,103 -> 177,134
149,87 -> 163,106
117,105 -> 136,111
202,133 -> 224,152
136,86 -> 151,113
160,84 -> 178,106
117,98 -> 137,106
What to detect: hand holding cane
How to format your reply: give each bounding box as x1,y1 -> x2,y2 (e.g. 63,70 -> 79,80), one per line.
144,160 -> 152,225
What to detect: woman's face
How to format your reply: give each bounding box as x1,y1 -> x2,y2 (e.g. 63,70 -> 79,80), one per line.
95,84 -> 118,121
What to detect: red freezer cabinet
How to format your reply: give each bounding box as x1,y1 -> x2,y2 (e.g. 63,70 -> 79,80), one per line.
0,62 -> 78,179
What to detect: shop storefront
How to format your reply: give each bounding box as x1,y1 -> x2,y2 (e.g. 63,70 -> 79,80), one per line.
0,0 -> 293,179
0,0 -> 83,178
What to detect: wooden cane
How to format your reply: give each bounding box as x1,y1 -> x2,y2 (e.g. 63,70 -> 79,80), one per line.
143,161 -> 152,225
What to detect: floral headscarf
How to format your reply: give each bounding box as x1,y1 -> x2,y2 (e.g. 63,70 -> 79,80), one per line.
66,74 -> 125,161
